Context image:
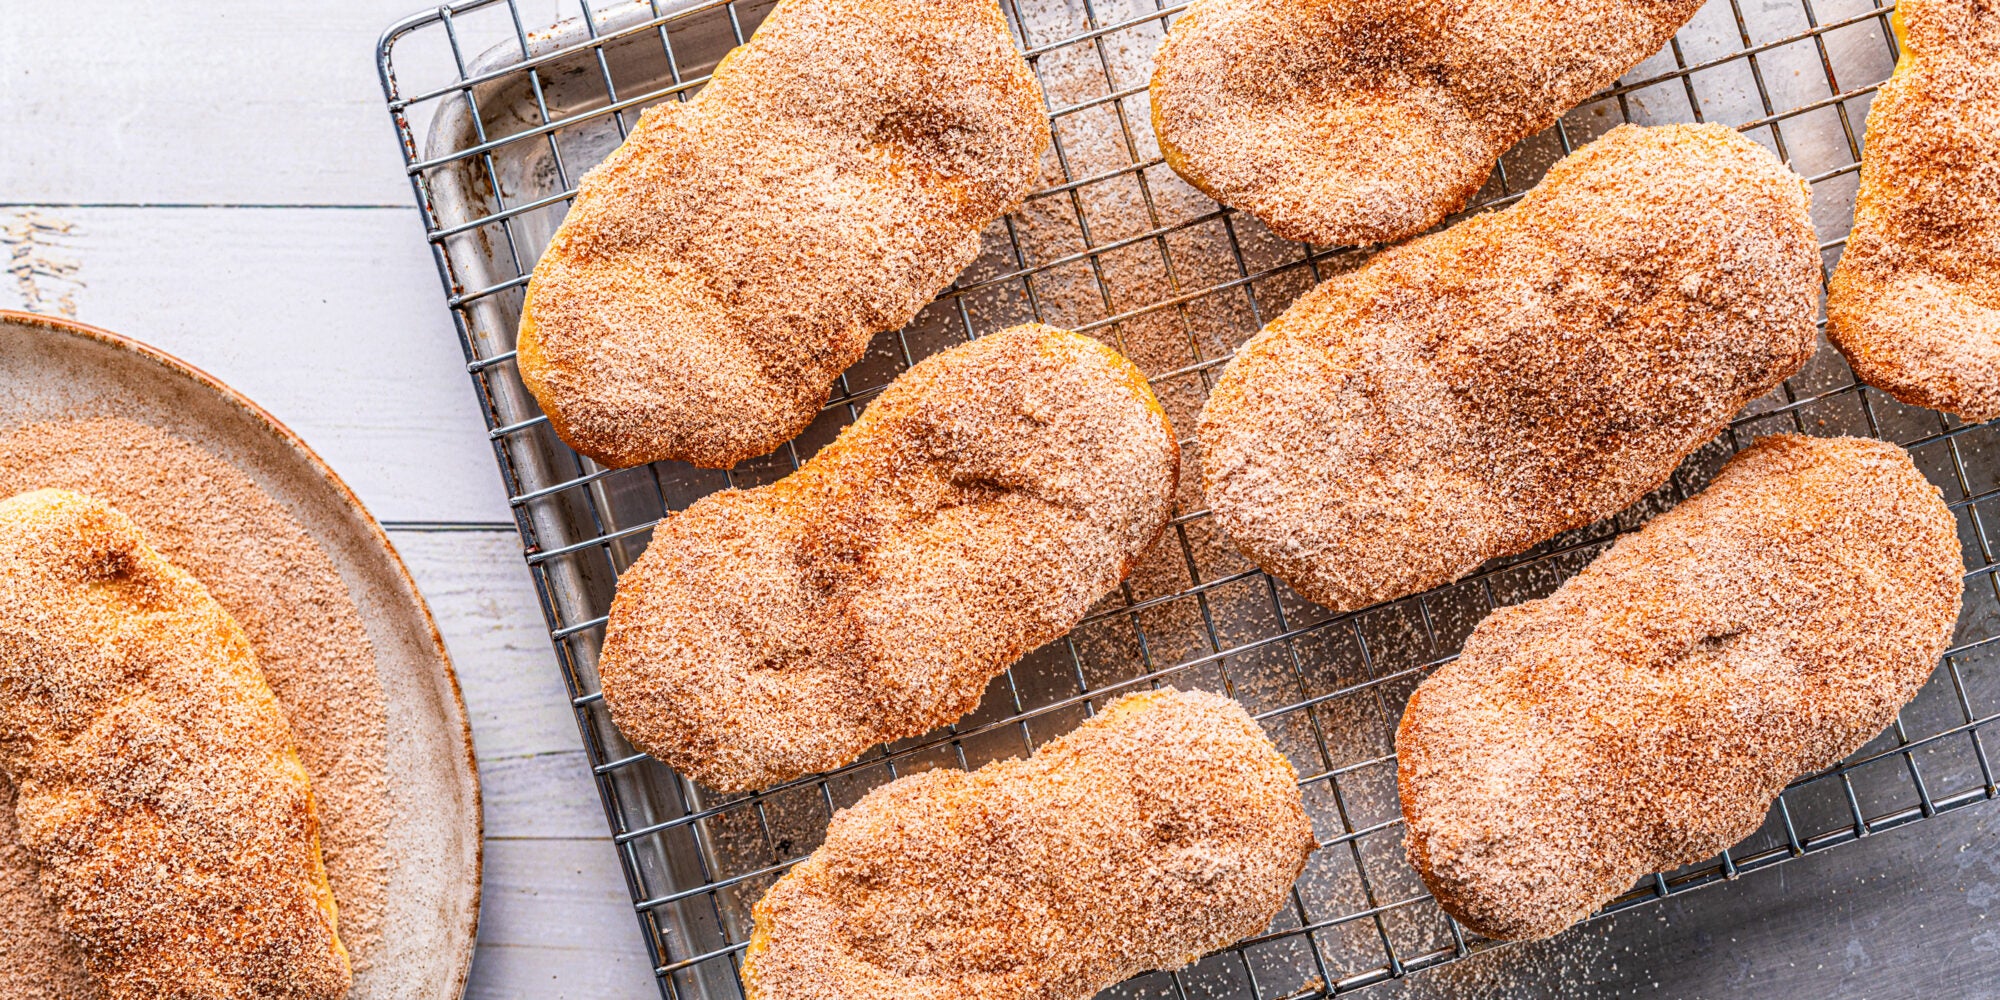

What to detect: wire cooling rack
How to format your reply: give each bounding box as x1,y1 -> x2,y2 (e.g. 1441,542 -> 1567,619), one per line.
379,1 -> 2000,996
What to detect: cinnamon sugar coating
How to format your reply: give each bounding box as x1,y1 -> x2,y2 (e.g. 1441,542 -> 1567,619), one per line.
1149,0 -> 1705,247
517,0 -> 1049,469
0,418 -> 390,997
0,490 -> 350,1000
597,325 -> 1179,791
1398,435 -> 1963,941
740,688 -> 1316,1000
1198,124 -> 1820,615
1827,0 -> 2000,420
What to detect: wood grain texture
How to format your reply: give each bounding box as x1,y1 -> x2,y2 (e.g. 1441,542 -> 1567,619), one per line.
394,530 -> 660,999
0,206 -> 508,524
470,839 -> 660,999
392,532 -> 582,761
1,0 -> 540,207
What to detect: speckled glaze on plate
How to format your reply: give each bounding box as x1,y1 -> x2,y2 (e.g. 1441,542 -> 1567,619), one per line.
0,310 -> 482,1000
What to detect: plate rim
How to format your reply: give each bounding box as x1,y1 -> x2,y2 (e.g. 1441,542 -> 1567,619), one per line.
0,307 -> 485,999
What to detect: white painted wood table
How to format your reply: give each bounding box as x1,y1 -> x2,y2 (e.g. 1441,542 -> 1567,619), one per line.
5,4 -> 1997,999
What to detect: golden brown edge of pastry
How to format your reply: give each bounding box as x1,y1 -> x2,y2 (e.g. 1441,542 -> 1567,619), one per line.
1823,2 -> 2000,421
737,687 -> 1311,1000
517,5 -> 1053,471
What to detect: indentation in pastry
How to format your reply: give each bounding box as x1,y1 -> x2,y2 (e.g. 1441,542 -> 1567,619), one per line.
1198,124 -> 1820,614
1398,435 -> 1962,940
598,325 -> 1179,791
741,687 -> 1316,1000
519,0 -> 1049,468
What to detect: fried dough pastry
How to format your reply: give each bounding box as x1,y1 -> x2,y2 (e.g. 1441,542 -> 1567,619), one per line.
741,687 -> 1315,1000
1827,0 -> 2000,420
1398,435 -> 1962,940
518,0 -> 1049,469
1150,0 -> 1705,247
1198,124 -> 1820,614
0,490 -> 349,1000
598,325 -> 1179,791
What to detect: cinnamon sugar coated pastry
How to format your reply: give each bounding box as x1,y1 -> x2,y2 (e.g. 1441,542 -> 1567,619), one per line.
1827,0 -> 2000,420
0,418 -> 392,998
741,687 -> 1316,1000
1149,0 -> 1704,246
1398,435 -> 1963,941
597,325 -> 1179,791
0,490 -> 350,1000
517,0 -> 1048,469
1198,124 -> 1820,614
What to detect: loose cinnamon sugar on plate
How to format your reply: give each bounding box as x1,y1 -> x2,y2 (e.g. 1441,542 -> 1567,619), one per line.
0,418 -> 390,1000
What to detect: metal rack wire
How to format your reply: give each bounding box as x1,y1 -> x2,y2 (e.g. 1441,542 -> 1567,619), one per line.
378,0 -> 2000,996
